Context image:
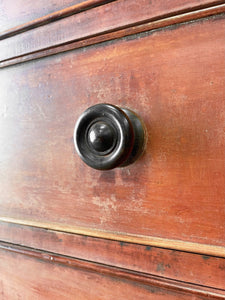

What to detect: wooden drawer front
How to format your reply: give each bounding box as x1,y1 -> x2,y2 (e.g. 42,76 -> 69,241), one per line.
0,223 -> 225,290
0,244 -> 224,300
0,15 -> 224,251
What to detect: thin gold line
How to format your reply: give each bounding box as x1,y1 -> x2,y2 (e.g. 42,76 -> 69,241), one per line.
0,217 -> 224,258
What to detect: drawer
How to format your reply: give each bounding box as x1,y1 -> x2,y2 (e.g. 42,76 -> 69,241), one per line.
0,2 -> 225,298
0,14 -> 224,252
1,223 -> 225,291
0,243 -> 223,300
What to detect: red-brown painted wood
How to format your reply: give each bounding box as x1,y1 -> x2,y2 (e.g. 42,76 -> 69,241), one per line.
0,1 -> 225,62
0,221 -> 224,290
1,0 -> 224,37
0,0 -> 85,33
0,16 -> 224,248
0,0 -> 113,40
0,244 -> 224,299
1,5 -> 225,68
1,2 -> 225,298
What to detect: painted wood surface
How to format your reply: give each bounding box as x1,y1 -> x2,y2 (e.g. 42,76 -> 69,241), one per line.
1,216 -> 225,258
0,243 -> 224,299
0,221 -> 224,290
1,0 -> 224,37
0,1 -> 225,298
0,0 -> 112,39
0,16 -> 224,248
1,6 -> 224,69
0,0 -> 87,33
0,2 -> 225,64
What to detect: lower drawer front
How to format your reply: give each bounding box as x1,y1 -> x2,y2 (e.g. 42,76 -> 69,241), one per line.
0,245 -> 223,300
1,223 -> 225,290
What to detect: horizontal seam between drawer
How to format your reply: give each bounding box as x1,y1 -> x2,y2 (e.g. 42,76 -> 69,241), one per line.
0,5 -> 224,68
0,0 -> 116,40
0,0 -> 224,40
0,217 -> 224,258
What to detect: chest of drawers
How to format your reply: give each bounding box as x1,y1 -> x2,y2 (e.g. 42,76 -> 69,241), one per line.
0,1 -> 225,299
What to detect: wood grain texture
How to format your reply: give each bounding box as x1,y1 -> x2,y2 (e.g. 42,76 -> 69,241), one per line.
0,16 -> 224,247
0,2 -> 225,64
1,9 -> 225,69
1,217 -> 225,258
1,0 -> 224,39
0,221 -> 224,290
0,0 -> 86,33
0,242 -> 224,299
0,0 -> 113,40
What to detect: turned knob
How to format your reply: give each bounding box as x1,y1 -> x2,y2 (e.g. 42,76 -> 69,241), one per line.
74,103 -> 145,170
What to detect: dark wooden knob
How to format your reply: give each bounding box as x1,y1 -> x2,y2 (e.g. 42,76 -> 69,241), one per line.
87,121 -> 116,154
74,103 -> 145,170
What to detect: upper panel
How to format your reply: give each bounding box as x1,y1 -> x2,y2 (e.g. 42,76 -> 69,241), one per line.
0,0 -> 224,62
0,0 -> 223,35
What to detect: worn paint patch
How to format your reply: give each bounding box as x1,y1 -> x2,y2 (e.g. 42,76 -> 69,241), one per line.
202,255 -> 210,261
120,241 -> 125,247
92,194 -> 117,224
156,263 -> 165,273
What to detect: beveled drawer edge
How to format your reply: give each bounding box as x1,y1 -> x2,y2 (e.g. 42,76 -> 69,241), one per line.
1,220 -> 224,289
0,0 -> 223,40
1,217 -> 224,258
0,4 -> 224,68
0,0 -> 113,40
0,241 -> 224,299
